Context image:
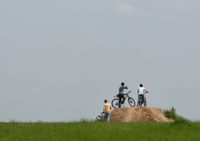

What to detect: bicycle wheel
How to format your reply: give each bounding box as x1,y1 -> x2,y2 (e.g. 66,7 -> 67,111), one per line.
144,98 -> 147,107
95,115 -> 103,121
128,97 -> 136,107
111,98 -> 120,108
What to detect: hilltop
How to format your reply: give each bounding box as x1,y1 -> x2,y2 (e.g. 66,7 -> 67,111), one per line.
110,107 -> 173,122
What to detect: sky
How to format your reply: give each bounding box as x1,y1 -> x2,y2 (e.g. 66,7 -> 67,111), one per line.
0,0 -> 200,121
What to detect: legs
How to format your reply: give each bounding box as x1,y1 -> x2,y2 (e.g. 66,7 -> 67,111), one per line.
104,112 -> 109,122
121,96 -> 125,104
138,94 -> 144,106
118,96 -> 122,108
118,95 -> 125,108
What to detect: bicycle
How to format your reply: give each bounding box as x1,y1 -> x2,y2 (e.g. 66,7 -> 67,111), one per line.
111,90 -> 136,108
95,112 -> 105,121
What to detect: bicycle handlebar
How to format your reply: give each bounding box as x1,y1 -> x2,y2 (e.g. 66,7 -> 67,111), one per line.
114,90 -> 132,97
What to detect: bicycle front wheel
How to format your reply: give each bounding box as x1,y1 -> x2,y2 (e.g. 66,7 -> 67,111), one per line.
144,98 -> 147,106
128,97 -> 136,107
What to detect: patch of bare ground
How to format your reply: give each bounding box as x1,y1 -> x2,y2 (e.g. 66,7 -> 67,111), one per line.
110,107 -> 174,122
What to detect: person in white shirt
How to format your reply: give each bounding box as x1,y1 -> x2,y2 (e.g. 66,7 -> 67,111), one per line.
137,83 -> 149,106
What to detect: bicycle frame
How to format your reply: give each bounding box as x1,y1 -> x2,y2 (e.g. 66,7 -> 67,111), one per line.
112,90 -> 136,108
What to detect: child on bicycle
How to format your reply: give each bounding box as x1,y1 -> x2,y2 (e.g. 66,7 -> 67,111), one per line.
118,82 -> 128,108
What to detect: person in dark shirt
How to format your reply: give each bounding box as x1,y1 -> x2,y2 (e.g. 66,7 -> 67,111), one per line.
118,82 -> 128,108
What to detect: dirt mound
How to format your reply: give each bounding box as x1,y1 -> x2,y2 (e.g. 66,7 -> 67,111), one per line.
110,107 -> 173,122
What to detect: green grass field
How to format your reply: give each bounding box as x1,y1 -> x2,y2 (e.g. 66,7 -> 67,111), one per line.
0,121 -> 200,141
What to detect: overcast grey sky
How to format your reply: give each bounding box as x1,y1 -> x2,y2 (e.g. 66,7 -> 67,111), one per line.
0,0 -> 200,121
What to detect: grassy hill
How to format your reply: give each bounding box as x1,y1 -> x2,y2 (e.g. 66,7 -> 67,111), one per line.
0,121 -> 200,141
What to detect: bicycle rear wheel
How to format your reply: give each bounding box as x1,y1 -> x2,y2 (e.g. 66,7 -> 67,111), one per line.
111,98 -> 120,108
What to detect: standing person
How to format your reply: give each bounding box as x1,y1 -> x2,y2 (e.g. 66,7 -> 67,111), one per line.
103,99 -> 112,122
137,83 -> 149,106
118,82 -> 128,108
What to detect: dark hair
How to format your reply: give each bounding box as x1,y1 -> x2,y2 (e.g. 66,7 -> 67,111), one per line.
140,83 -> 143,87
104,99 -> 108,103
121,82 -> 125,86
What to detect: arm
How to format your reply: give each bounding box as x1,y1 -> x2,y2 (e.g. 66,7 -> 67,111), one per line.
144,89 -> 149,93
103,105 -> 105,112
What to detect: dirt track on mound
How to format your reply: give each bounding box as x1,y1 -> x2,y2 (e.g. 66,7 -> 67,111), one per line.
110,107 -> 173,122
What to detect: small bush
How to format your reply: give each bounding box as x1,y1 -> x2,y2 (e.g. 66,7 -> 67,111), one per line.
164,107 -> 176,119
164,107 -> 190,123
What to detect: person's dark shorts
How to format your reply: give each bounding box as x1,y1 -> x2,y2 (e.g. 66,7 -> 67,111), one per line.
138,94 -> 144,101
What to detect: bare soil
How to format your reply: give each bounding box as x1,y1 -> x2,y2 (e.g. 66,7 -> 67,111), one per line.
110,107 -> 173,122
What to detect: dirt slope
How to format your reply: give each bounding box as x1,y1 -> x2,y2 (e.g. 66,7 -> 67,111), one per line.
110,107 -> 173,122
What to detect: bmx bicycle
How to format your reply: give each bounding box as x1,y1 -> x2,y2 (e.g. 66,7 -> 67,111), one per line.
95,112 -> 105,121
111,90 -> 136,108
